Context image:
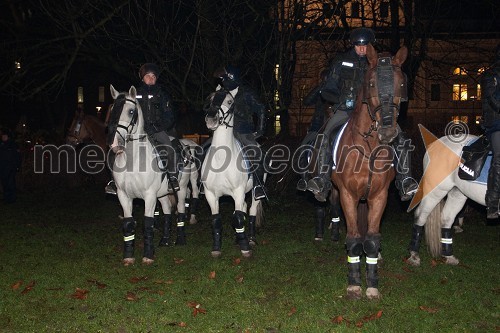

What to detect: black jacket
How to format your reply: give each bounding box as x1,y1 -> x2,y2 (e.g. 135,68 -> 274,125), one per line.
137,83 -> 175,135
482,62 -> 500,130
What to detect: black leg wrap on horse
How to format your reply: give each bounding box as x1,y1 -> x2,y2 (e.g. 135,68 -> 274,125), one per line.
212,214 -> 222,252
346,237 -> 363,286
143,216 -> 155,259
248,215 -> 257,244
122,217 -> 136,259
314,206 -> 326,239
175,213 -> 187,245
232,210 -> 250,252
158,214 -> 172,246
441,228 -> 453,256
363,234 -> 381,289
409,224 -> 424,252
189,197 -> 200,216
330,217 -> 341,242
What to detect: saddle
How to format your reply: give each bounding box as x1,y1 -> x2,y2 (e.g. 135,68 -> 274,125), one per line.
458,136 -> 491,181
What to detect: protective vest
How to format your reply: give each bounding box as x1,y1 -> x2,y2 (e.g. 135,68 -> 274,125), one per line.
137,84 -> 175,135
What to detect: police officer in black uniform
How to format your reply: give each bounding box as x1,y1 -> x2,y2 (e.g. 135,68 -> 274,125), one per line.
304,27 -> 418,202
205,65 -> 267,200
482,44 -> 500,219
105,63 -> 183,194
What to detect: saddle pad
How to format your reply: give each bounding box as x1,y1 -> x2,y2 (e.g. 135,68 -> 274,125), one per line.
234,139 -> 252,179
332,122 -> 349,170
462,137 -> 490,185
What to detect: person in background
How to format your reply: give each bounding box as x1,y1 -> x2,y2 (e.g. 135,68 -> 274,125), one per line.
481,44 -> 500,219
0,128 -> 22,203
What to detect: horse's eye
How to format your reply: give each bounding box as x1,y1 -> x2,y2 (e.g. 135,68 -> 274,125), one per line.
227,100 -> 233,105
370,82 -> 375,87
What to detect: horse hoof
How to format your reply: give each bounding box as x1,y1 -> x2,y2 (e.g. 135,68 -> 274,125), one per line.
346,286 -> 362,300
249,239 -> 257,247
314,235 -> 324,241
443,255 -> 459,265
122,258 -> 135,266
407,251 -> 421,266
142,257 -> 154,265
189,216 -> 197,225
241,250 -> 252,258
211,250 -> 222,258
366,287 -> 381,300
453,226 -> 463,233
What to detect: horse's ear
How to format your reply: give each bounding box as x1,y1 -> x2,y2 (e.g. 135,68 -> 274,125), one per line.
129,86 -> 137,99
110,84 -> 119,100
394,46 -> 408,66
366,44 -> 378,67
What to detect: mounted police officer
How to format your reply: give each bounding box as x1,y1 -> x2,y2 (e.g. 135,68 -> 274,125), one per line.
202,65 -> 267,200
105,62 -> 183,194
303,27 -> 418,202
482,44 -> 500,219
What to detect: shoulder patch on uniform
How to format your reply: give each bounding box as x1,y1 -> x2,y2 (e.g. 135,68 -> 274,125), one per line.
341,62 -> 354,67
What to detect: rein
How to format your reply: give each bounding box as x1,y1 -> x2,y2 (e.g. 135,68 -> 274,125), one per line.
115,98 -> 146,143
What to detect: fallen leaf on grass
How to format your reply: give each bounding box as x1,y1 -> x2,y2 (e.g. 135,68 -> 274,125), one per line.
235,274 -> 244,283
287,307 -> 297,316
126,291 -> 138,301
174,258 -> 185,264
331,316 -> 345,324
208,271 -> 216,279
129,276 -> 148,283
11,280 -> 23,290
431,259 -> 438,267
419,305 -> 438,313
21,281 -> 36,294
87,279 -> 107,289
70,288 -> 89,299
402,266 -> 414,273
187,302 -> 207,317
233,258 -> 241,265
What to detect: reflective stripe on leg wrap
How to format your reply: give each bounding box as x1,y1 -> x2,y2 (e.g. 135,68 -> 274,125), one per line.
143,216 -> 155,259
331,217 -> 340,241
346,237 -> 363,286
409,224 -> 424,252
212,214 -> 222,251
441,228 -> 453,256
122,217 -> 136,258
232,210 -> 249,251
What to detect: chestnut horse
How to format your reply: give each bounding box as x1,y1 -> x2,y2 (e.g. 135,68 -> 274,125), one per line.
332,45 -> 408,300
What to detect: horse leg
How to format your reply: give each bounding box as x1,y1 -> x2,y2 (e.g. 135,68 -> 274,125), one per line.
175,180 -> 188,246
364,233 -> 381,300
314,204 -> 326,241
329,189 -> 342,242
142,198 -> 158,265
248,199 -> 262,246
117,194 -> 136,266
440,188 -> 467,265
233,210 -> 251,258
211,214 -> 223,258
158,196 -> 173,247
345,236 -> 363,300
189,197 -> 200,225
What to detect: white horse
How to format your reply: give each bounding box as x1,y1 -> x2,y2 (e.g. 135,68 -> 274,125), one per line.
108,84 -> 200,265
201,88 -> 264,258
408,134 -> 486,266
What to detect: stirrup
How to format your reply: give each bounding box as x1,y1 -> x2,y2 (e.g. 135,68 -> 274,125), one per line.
169,176 -> 180,191
399,177 -> 418,201
253,185 -> 266,200
297,178 -> 307,191
105,180 -> 117,195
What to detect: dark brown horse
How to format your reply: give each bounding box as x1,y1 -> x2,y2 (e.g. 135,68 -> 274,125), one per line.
332,45 -> 408,300
66,109 -> 108,152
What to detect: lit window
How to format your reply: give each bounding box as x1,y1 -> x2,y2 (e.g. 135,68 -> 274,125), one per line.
478,67 -> 485,75
275,115 -> 281,135
475,116 -> 481,125
15,61 -> 21,70
477,84 -> 481,100
453,67 -> 467,75
452,84 -> 467,101
77,87 -> 84,103
451,115 -> 468,123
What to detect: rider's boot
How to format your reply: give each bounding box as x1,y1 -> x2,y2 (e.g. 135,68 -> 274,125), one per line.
296,147 -> 311,191
158,214 -> 172,246
175,213 -> 187,245
486,156 -> 500,218
143,216 -> 155,262
393,131 -> 418,201
153,132 -> 180,191
104,152 -> 117,195
307,135 -> 332,202
253,159 -> 266,200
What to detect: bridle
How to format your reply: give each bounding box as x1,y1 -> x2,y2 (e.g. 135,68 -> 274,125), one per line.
67,114 -> 87,144
114,97 -> 145,143
205,91 -> 235,130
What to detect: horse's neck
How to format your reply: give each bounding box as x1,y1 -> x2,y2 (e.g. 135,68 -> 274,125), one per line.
87,116 -> 108,151
348,103 -> 377,144
212,125 -> 238,148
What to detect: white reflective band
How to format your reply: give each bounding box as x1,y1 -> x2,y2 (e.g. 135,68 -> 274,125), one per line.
136,95 -> 143,99
154,211 -> 159,216
148,94 -> 153,99
441,238 -> 453,244
347,256 -> 360,263
124,235 -> 135,242
185,203 -> 190,207
235,227 -> 245,233
342,61 -> 354,67
177,222 -> 185,227
366,257 -> 378,265
331,217 -> 340,223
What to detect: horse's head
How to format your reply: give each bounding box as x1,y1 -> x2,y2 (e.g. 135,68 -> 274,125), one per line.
66,109 -> 87,146
204,87 -> 238,130
364,45 -> 408,144
107,84 -> 141,153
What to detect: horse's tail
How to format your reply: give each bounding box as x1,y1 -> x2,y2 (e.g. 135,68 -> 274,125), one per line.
424,199 -> 444,258
357,201 -> 368,238
255,200 -> 264,228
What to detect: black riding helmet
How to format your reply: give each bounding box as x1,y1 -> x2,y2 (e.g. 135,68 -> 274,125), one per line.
139,63 -> 160,80
349,27 -> 375,46
213,65 -> 240,90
